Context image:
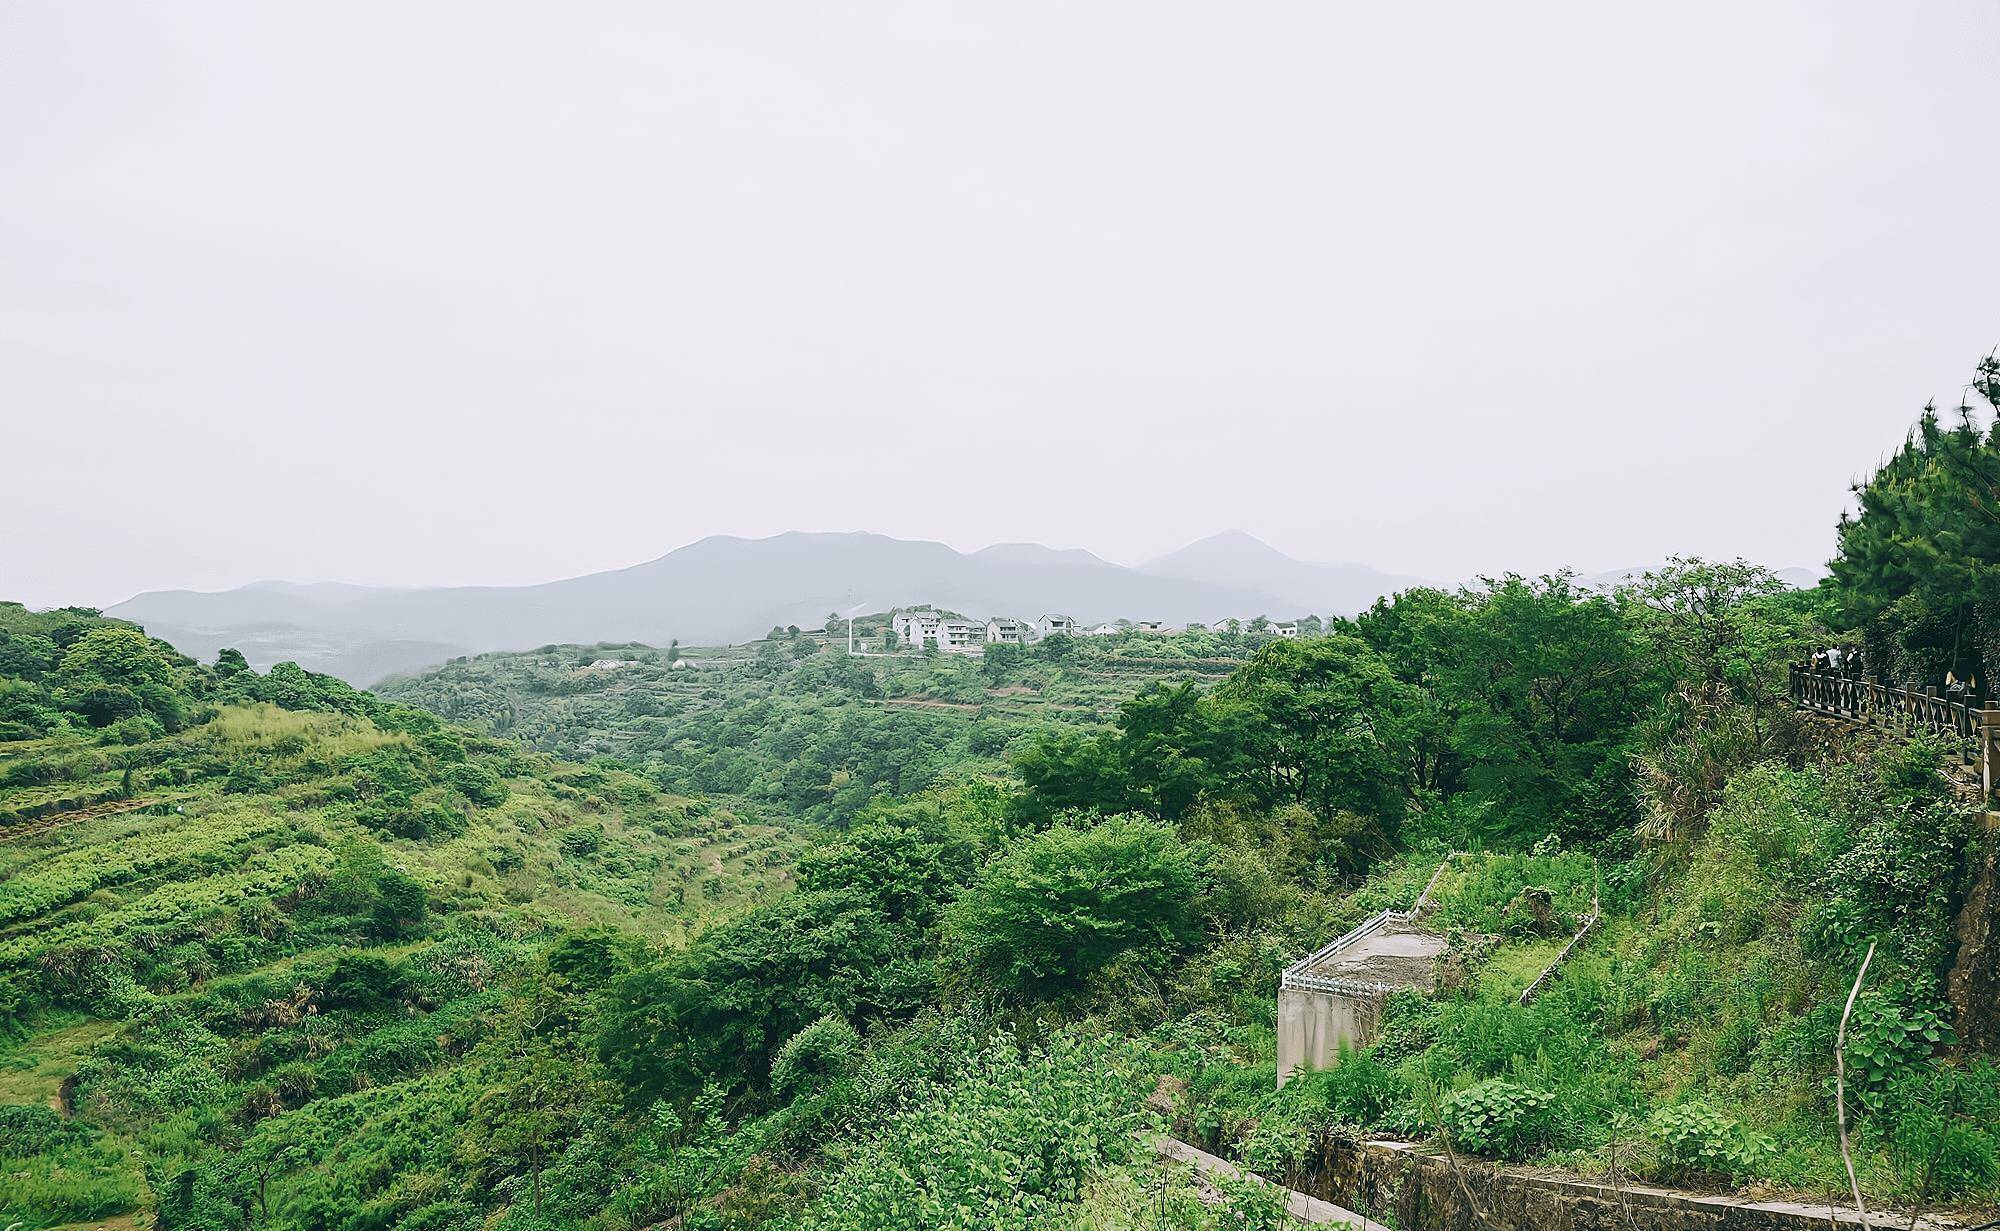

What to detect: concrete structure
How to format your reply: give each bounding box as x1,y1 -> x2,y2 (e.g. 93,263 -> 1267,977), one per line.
1792,663 -> 2000,807
1310,1138 -> 1954,1231
1271,622 -> 1301,639
1152,1136 -> 1389,1229
936,619 -> 984,653
1277,856 -> 1457,1086
1034,613 -> 1076,639
892,610 -> 942,648
1277,916 -> 1445,1085
1134,620 -> 1172,633
1085,622 -> 1123,636
986,617 -> 1030,645
1792,665 -> 2000,1053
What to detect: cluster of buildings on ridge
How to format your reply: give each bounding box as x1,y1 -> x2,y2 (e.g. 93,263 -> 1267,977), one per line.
889,608 -> 1303,654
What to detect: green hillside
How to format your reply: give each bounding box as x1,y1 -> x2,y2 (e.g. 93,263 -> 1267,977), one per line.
4,362 -> 1999,1231
376,625 -> 1266,828
0,605 -> 799,1230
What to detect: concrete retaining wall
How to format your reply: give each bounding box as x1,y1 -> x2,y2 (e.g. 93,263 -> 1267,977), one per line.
1276,986 -> 1382,1087
1297,1138 -> 1957,1231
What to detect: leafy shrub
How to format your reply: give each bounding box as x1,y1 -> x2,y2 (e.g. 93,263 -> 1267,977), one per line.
1202,842 -> 1295,930
1843,991 -> 1955,1115
320,953 -> 406,1012
372,866 -> 429,938
945,815 -> 1203,997
1371,989 -> 1441,1064
0,1105 -> 140,1226
1881,1061 -> 2000,1200
403,931 -> 511,1005
803,1034 -> 1141,1230
771,1014 -> 861,1098
448,761 -> 510,806
1439,1078 -> 1554,1160
113,713 -> 167,744
1426,850 -> 1599,935
1648,1103 -> 1772,1182
1239,1048 -> 1411,1182
0,1103 -> 93,1154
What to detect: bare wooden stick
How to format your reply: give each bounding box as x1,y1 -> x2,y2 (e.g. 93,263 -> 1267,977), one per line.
1422,1086 -> 1501,1231
1836,940 -> 1877,1221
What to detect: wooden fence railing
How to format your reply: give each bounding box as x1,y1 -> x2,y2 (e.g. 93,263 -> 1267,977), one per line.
1790,665 -> 2000,805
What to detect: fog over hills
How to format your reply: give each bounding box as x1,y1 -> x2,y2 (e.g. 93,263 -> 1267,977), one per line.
1140,530 -> 1422,615
108,531 -> 1409,685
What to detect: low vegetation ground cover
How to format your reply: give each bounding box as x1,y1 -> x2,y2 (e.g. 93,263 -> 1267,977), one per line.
5,363 -> 1999,1229
376,626 -> 1263,829
0,605 -> 799,1231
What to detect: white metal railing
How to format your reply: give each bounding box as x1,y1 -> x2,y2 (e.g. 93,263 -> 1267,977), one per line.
1278,852 -> 1459,996
1282,971 -> 1404,997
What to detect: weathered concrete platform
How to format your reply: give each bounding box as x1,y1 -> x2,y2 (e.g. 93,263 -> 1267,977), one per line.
1297,918 -> 1446,991
1278,913 -> 1447,1085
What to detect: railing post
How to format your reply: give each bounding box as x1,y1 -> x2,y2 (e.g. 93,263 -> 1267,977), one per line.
1982,703 -> 2000,811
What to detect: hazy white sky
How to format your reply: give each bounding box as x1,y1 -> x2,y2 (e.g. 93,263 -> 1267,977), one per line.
6,2 -> 1998,609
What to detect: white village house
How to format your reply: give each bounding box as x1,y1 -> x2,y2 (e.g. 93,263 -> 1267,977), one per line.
986,617 -> 1030,645
936,619 -> 985,653
887,609 -> 1088,652
891,610 -> 943,647
887,608 -> 1299,651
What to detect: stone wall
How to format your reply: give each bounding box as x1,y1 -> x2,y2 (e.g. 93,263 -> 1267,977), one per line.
1296,1138 -> 1952,1231
1949,822 -> 2000,1055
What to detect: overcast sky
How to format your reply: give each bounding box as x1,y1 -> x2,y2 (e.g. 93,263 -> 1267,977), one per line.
6,3 -> 1999,609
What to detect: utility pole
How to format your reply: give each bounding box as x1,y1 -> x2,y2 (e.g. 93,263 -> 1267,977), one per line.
843,596 -> 867,656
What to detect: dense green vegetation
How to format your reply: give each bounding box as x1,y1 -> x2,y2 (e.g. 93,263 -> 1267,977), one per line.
378,627 -> 1263,828
1832,353 -> 2000,688
7,361 -> 2000,1230
0,606 -> 801,1230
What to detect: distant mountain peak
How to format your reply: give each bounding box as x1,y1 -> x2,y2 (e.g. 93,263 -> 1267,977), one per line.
1139,530 -> 1420,614
973,542 -> 1109,567
1146,529 -> 1293,568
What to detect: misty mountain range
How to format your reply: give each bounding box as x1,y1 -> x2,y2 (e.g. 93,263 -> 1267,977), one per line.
104,531 -> 1823,686
102,531 -> 1412,684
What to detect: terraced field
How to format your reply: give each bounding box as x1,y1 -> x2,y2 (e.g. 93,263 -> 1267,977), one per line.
0,702 -> 801,1229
